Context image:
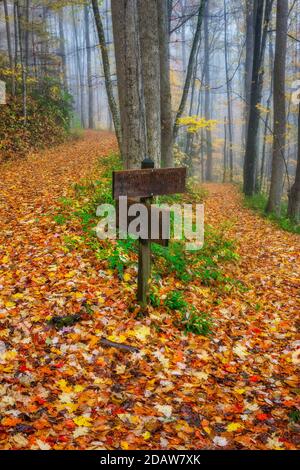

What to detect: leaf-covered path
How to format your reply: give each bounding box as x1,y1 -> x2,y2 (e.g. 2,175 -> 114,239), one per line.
0,134 -> 299,450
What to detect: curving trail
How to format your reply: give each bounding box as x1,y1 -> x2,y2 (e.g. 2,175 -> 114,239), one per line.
0,137 -> 299,450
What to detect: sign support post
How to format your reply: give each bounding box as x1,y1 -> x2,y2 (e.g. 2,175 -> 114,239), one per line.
112,159 -> 186,307
137,158 -> 154,307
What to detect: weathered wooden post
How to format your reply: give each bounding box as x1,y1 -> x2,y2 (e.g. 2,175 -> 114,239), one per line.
113,164 -> 186,307
137,157 -> 154,306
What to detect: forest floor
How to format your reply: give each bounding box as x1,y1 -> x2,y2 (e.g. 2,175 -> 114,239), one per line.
0,131 -> 299,450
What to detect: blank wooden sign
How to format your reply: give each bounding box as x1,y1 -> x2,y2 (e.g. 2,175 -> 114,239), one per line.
113,167 -> 187,199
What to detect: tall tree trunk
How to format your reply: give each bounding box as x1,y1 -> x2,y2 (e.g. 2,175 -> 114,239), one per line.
111,0 -> 146,168
204,0 -> 213,181
3,0 -> 15,95
137,0 -> 161,167
173,0 -> 207,140
158,0 -> 173,167
287,104 -> 300,223
259,37 -> 274,192
71,6 -> 85,128
243,0 -> 255,148
92,0 -> 121,148
243,0 -> 273,196
266,0 -> 288,215
224,0 -> 234,181
58,8 -> 68,91
24,0 -> 29,69
84,5 -> 94,129
223,117 -> 227,183
16,0 -> 27,123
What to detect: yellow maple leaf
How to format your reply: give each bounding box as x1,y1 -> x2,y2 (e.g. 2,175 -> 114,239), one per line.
58,379 -> 71,393
143,431 -> 151,440
73,416 -> 93,427
121,441 -> 129,450
235,388 -> 246,395
12,293 -> 24,300
226,422 -> 244,432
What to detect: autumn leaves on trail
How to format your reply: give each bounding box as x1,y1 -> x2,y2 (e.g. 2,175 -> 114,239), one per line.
0,133 -> 299,450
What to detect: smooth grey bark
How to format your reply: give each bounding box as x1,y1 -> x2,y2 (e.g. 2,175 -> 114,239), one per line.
287,104 -> 300,222
92,0 -> 121,148
3,0 -> 15,95
173,0 -> 207,139
266,0 -> 288,215
243,0 -> 273,196
111,0 -> 146,168
84,5 -> 94,129
259,37 -> 274,191
24,0 -> 29,69
58,8 -> 68,91
16,0 -> 27,123
137,0 -> 161,167
243,0 -> 254,147
224,0 -> 233,181
158,0 -> 173,167
71,6 -> 85,128
204,1 -> 213,181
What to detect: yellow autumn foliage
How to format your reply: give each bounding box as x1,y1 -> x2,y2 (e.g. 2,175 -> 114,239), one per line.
177,115 -> 218,133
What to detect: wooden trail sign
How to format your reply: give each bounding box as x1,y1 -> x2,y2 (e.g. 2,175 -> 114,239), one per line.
113,159 -> 187,307
113,167 -> 186,199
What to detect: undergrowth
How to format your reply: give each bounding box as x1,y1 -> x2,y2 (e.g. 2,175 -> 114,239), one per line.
244,192 -> 300,235
52,152 -> 241,336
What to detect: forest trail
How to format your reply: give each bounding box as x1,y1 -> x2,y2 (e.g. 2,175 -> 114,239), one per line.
0,136 -> 299,450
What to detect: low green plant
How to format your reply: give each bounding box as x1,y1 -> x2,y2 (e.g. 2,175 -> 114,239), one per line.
289,409 -> 300,424
183,309 -> 213,336
53,213 -> 67,225
164,291 -> 212,336
149,290 -> 161,308
165,290 -> 187,311
244,192 -> 300,234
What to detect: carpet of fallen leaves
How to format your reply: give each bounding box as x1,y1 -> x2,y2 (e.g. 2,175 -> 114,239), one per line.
0,131 -> 299,450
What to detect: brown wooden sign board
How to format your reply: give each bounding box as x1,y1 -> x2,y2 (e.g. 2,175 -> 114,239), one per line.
116,198 -> 170,247
113,167 -> 187,199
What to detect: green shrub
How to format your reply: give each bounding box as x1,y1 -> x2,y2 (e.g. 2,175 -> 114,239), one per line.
244,192 -> 300,234
165,290 -> 187,311
183,310 -> 213,336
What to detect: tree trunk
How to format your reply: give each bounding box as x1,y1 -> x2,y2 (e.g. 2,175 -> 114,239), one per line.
92,0 -> 121,147
58,8 -> 68,91
16,0 -> 27,123
173,0 -> 207,140
266,0 -> 288,215
3,0 -> 15,95
137,0 -> 161,167
224,0 -> 234,181
287,104 -> 300,223
259,37 -> 274,192
71,6 -> 85,128
243,0 -> 273,196
243,0 -> 254,147
84,5 -> 94,129
204,0 -> 213,181
158,0 -> 173,167
111,0 -> 146,168
223,117 -> 228,182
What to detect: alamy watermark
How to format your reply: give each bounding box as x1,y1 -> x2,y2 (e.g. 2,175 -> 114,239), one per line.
95,197 -> 204,251
0,80 -> 6,105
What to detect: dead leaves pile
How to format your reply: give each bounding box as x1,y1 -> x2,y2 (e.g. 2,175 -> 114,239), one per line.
0,136 -> 299,450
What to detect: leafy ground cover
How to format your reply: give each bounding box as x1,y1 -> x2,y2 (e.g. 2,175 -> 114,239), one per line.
0,132 -> 299,450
